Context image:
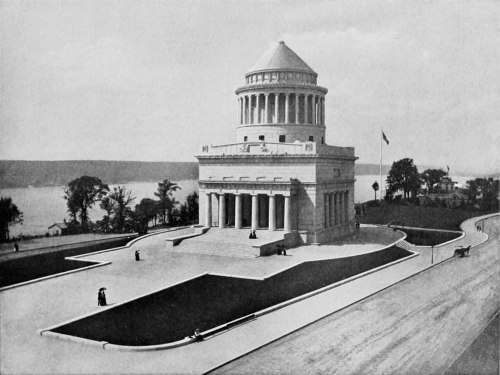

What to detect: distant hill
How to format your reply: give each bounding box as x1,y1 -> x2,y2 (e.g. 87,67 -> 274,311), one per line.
0,160 -> 493,189
0,160 -> 198,189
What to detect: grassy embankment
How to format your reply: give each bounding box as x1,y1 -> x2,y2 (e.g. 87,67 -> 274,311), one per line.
358,203 -> 495,231
0,236 -> 136,288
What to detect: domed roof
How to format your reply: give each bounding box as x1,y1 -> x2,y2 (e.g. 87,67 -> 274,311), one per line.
248,41 -> 316,75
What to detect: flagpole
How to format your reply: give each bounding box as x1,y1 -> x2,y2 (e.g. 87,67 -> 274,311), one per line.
380,128 -> 383,201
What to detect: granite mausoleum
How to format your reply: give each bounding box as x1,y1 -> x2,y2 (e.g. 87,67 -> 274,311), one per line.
196,41 -> 357,245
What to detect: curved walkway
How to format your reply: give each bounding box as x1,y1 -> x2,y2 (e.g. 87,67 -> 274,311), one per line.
0,214 -> 496,374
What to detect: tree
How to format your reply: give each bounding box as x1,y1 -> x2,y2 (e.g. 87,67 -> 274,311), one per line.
386,158 -> 421,199
154,179 -> 180,225
464,179 -> 480,205
421,169 -> 447,194
479,178 -> 499,210
371,181 -> 379,201
64,176 -> 109,231
0,197 -> 23,242
178,192 -> 199,225
466,178 -> 499,210
106,186 -> 136,232
133,198 -> 158,234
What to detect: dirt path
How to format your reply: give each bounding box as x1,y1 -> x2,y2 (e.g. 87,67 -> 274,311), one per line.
214,217 -> 499,375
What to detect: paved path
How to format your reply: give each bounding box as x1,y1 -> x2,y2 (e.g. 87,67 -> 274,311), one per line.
0,215 -> 495,374
214,215 -> 499,374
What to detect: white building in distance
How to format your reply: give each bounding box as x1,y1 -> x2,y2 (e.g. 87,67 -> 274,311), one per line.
196,41 -> 357,245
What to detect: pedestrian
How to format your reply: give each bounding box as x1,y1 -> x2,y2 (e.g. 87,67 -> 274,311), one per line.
135,250 -> 140,261
249,230 -> 253,239
98,287 -> 107,306
253,230 -> 257,239
14,242 -> 19,252
193,328 -> 203,342
282,246 -> 287,256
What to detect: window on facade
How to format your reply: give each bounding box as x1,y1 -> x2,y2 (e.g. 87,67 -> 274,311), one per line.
279,135 -> 286,143
309,136 -> 314,142
259,135 -> 265,141
244,136 -> 248,142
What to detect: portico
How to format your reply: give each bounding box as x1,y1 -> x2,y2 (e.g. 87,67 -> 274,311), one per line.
203,188 -> 293,232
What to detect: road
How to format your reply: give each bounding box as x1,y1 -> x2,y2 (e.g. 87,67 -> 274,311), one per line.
214,216 -> 499,374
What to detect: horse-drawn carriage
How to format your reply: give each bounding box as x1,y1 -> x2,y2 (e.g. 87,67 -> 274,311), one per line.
454,245 -> 471,258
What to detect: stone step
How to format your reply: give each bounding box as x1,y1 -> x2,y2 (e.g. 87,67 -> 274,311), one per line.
170,228 -> 283,258
396,240 -> 415,251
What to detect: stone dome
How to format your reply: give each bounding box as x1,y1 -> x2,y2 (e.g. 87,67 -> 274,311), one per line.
247,41 -> 317,76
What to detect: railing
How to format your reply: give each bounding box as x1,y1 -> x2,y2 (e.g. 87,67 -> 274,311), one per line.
199,142 -> 311,155
198,142 -> 355,158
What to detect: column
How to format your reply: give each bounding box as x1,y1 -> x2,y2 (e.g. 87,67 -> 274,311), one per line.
312,96 -> 317,125
268,194 -> 276,231
335,192 -> 340,225
322,98 -> 325,125
234,193 -> 242,229
329,193 -> 333,227
324,193 -> 329,228
274,93 -> 279,123
205,192 -> 212,227
304,94 -> 309,124
339,192 -> 344,224
249,95 -> 254,124
245,96 -> 249,124
264,94 -> 269,123
219,193 -> 226,228
285,94 -> 290,123
251,194 -> 259,231
284,195 -> 291,233
295,94 -> 299,124
256,94 -> 260,124
344,191 -> 349,224
238,96 -> 243,125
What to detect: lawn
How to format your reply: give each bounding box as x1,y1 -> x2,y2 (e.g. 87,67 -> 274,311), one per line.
0,236 -> 136,287
50,246 -> 411,346
358,204 -> 493,231
398,228 -> 462,246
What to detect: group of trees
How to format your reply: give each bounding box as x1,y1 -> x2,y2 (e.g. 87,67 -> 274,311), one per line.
64,176 -> 198,235
385,158 -> 422,199
378,158 -> 498,211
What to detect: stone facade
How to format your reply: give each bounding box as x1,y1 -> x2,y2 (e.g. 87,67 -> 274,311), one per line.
195,41 -> 357,245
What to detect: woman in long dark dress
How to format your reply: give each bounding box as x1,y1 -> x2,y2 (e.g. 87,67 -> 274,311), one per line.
98,289 -> 107,306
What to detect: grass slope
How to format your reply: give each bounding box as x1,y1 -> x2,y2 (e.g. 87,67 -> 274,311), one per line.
358,204 -> 494,230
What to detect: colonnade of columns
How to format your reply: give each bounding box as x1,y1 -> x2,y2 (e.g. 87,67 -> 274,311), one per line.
323,191 -> 349,228
238,93 -> 325,126
205,192 -> 292,233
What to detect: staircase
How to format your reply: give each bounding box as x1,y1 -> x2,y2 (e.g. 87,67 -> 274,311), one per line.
396,240 -> 415,251
169,229 -> 284,258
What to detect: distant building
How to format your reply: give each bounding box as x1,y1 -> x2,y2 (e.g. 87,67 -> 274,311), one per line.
436,175 -> 459,191
195,41 -> 357,245
47,222 -> 67,236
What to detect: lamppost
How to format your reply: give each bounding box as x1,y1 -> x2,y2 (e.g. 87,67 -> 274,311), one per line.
431,245 -> 434,265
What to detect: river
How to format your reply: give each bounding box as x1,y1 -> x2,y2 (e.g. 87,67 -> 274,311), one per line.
0,175 -> 473,237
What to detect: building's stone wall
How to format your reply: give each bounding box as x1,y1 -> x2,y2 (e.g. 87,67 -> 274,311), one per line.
236,124 -> 326,144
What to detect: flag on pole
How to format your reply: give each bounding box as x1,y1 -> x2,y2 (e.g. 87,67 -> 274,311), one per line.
382,130 -> 389,145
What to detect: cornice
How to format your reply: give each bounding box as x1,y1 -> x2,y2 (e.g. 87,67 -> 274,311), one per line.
235,83 -> 328,95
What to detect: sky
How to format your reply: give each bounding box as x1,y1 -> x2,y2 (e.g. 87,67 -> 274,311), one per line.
1,0 -> 499,175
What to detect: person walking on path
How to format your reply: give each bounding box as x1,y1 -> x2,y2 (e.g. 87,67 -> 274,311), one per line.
135,250 -> 140,261
98,288 -> 107,306
14,242 -> 19,252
